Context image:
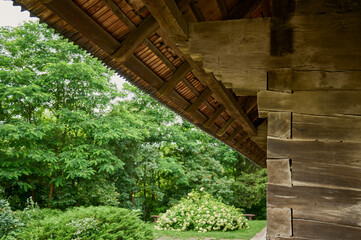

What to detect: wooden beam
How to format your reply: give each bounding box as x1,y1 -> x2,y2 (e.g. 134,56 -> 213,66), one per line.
203,105 -> 225,128
158,61 -> 192,95
112,15 -> 159,62
101,0 -> 137,31
142,0 -> 189,43
216,117 -> 235,136
235,134 -> 248,147
227,125 -> 243,142
39,0 -> 120,54
189,1 -> 205,22
101,0 -> 177,72
144,40 -> 176,72
216,0 -> 228,19
156,22 -> 257,135
229,0 -> 259,19
185,88 -> 212,114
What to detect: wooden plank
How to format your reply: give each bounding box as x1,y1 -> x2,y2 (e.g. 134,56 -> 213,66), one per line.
39,0 -> 121,54
112,16 -> 159,62
268,112 -> 291,139
293,219 -> 361,239
144,40 -> 176,72
258,91 -> 361,117
267,159 -> 292,187
267,208 -> 292,238
158,61 -> 192,95
268,68 -> 292,92
292,70 -> 361,91
158,25 -> 257,136
292,161 -> 361,191
101,0 -> 137,31
268,184 -> 361,227
216,117 -> 235,136
123,55 -> 163,89
185,88 -> 212,114
292,113 -> 361,142
142,0 -> 189,43
203,105 -> 225,128
267,137 -> 361,167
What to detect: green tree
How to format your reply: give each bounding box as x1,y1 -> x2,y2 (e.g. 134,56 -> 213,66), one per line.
0,22 -> 145,208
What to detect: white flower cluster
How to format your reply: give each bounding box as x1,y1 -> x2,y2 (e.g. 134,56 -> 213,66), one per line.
155,190 -> 249,232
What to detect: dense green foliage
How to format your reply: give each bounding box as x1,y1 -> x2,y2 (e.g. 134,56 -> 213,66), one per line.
0,199 -> 23,238
2,199 -> 153,240
0,21 -> 267,226
155,189 -> 248,232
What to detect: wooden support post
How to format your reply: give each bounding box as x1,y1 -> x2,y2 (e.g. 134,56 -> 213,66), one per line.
216,117 -> 235,136
158,61 -> 192,95
203,105 -> 225,128
185,88 -> 212,114
112,16 -> 159,62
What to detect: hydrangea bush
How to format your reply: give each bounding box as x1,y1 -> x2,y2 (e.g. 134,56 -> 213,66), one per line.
155,189 -> 249,232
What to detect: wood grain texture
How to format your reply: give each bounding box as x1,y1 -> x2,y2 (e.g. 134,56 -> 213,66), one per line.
267,137 -> 361,167
188,18 -> 270,93
267,208 -> 292,238
267,159 -> 292,187
292,161 -> 361,192
185,88 -> 212,114
294,0 -> 361,14
292,113 -> 361,142
258,91 -> 361,116
268,112 -> 291,139
293,219 -> 361,239
268,184 -> 361,227
142,0 -> 188,42
268,68 -> 292,92
216,117 -> 235,136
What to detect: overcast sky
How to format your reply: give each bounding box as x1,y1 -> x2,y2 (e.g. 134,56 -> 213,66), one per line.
0,0 -> 125,89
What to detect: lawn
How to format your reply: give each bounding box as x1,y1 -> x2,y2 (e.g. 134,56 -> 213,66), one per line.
151,220 -> 266,240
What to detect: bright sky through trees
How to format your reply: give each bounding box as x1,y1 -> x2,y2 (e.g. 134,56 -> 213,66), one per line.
0,0 -> 125,89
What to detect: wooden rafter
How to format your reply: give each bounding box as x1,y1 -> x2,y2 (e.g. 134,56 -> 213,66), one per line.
142,0 -> 189,42
227,125 -> 243,142
204,105 -> 226,128
144,0 -> 257,135
189,1 -> 205,22
216,0 -> 228,19
216,117 -> 235,136
158,61 -> 192,96
112,15 -> 159,62
185,88 -> 212,114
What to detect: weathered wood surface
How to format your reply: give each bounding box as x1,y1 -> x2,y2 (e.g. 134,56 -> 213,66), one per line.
294,0 -> 361,14
268,68 -> 292,92
268,184 -> 361,228
267,137 -> 361,166
188,18 -> 270,94
292,113 -> 361,142
267,208 -> 292,238
292,161 -> 361,192
112,16 -> 159,62
158,61 -> 192,95
267,159 -> 291,187
258,91 -> 361,116
142,0 -> 188,42
268,112 -> 291,139
250,120 -> 267,151
185,88 -> 212,114
293,219 -> 361,239
216,117 -> 235,136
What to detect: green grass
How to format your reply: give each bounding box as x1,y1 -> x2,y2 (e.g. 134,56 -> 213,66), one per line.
151,220 -> 266,240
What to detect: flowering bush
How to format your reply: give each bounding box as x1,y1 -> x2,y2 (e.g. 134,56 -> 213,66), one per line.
155,189 -> 249,232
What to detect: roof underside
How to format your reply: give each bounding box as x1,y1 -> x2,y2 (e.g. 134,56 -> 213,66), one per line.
12,0 -> 271,167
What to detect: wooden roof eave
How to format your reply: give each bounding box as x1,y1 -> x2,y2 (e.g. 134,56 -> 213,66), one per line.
12,0 -> 267,167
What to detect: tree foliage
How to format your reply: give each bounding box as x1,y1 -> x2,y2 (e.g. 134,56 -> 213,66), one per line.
0,22 -> 267,220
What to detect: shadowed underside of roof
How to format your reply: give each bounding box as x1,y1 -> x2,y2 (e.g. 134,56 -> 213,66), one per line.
12,0 -> 271,167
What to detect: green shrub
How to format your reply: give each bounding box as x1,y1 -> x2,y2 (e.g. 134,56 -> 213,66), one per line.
12,206 -> 153,240
0,199 -> 23,239
155,189 -> 249,232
